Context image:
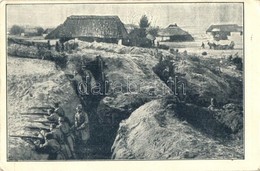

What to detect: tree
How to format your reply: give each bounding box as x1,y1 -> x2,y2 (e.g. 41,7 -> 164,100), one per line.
139,15 -> 150,29
10,25 -> 24,35
146,26 -> 159,37
36,27 -> 44,36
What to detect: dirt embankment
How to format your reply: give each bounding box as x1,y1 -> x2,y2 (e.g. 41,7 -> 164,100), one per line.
7,57 -> 80,160
111,99 -> 243,159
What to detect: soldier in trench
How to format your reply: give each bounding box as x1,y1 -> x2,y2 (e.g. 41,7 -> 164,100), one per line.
49,123 -> 72,159
57,117 -> 76,159
53,102 -> 65,117
32,123 -> 71,160
45,108 -> 59,124
35,133 -> 65,160
81,68 -> 96,96
72,104 -> 90,157
68,70 -> 86,96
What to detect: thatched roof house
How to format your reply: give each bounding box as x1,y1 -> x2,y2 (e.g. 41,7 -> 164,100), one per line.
206,24 -> 243,40
46,15 -> 129,44
206,24 -> 242,33
157,24 -> 194,42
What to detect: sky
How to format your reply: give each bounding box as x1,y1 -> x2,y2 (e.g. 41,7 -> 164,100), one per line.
7,3 -> 243,33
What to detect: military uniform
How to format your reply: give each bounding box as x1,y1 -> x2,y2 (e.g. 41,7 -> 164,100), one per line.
58,119 -> 76,159
51,126 -> 72,159
54,106 -> 65,117
74,110 -> 90,143
46,112 -> 59,123
38,133 -> 65,160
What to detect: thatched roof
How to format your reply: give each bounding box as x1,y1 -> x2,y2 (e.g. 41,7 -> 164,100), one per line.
206,24 -> 242,33
43,28 -> 55,34
46,15 -> 128,39
157,24 -> 191,37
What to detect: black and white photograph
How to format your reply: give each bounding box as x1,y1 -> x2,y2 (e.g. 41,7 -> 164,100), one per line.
5,2 -> 245,161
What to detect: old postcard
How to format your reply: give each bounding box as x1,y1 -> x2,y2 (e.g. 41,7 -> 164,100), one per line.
0,0 -> 259,170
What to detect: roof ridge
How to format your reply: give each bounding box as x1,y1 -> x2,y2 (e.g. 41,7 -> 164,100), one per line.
68,15 -> 120,19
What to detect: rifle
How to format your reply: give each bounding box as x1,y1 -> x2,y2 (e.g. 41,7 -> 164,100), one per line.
10,135 -> 43,140
30,120 -> 57,126
25,126 -> 50,131
28,106 -> 54,110
20,112 -> 49,116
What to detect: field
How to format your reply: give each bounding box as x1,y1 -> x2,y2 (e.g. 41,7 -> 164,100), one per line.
160,31 -> 243,58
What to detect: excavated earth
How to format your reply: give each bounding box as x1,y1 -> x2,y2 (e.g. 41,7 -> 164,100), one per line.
7,40 -> 243,160
7,57 -> 81,160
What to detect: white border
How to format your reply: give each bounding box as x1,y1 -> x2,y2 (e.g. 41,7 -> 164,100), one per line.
1,1 -> 260,171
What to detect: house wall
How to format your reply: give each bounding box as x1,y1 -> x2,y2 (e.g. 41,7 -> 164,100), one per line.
156,36 -> 170,42
169,35 -> 194,42
78,37 -> 120,44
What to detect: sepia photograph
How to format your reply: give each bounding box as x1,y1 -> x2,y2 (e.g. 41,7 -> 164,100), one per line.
5,2 -> 244,161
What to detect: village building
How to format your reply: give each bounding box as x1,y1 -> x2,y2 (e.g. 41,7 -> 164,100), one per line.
156,24 -> 194,42
206,24 -> 243,41
45,15 -> 129,45
42,28 -> 55,38
21,26 -> 38,37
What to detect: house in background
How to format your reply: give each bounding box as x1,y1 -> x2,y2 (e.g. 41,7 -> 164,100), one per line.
42,28 -> 55,38
156,24 -> 194,42
21,26 -> 38,37
206,24 -> 243,41
45,15 -> 129,45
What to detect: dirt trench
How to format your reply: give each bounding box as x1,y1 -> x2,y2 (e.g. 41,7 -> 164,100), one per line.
62,57 -> 132,159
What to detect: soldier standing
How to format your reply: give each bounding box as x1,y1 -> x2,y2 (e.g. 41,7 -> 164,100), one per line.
58,117 -> 76,159
49,124 -> 72,159
201,42 -> 205,49
74,105 -> 90,144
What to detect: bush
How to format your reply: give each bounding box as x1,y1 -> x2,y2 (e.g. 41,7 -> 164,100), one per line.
10,25 -> 24,35
36,27 -> 44,36
202,51 -> 207,56
158,44 -> 169,50
232,57 -> 243,71
189,55 -> 200,62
